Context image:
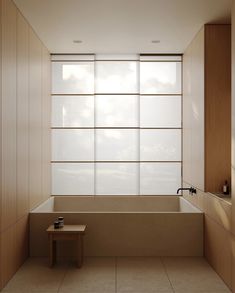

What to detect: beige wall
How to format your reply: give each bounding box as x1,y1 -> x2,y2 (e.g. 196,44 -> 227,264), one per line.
183,27 -> 205,190
0,0 -> 51,289
183,24 -> 233,291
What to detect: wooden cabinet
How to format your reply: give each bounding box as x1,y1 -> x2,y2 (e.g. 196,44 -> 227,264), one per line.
183,24 -> 231,193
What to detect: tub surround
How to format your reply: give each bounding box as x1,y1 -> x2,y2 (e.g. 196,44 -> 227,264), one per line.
30,196 -> 203,258
182,183 -> 232,290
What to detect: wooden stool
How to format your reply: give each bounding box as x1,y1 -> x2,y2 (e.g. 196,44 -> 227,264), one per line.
47,224 -> 86,268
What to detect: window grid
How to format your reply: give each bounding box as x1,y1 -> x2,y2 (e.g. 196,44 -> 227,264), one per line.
51,54 -> 182,195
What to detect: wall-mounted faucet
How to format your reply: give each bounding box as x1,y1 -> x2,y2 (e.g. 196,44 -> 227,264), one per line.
177,187 -> 197,195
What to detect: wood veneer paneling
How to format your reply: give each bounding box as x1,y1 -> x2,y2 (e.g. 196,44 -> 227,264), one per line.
16,12 -> 29,219
42,47 -> 51,201
0,0 -> 51,289
1,0 -> 17,231
231,1 -> 235,291
205,24 -> 231,193
15,215 -> 29,268
0,0 -> 2,236
29,28 -> 43,209
0,225 -> 17,289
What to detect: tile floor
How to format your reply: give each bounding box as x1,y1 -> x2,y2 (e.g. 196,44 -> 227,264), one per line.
2,257 -> 231,293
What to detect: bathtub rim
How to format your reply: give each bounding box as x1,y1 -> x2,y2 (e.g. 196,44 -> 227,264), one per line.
30,196 -> 202,214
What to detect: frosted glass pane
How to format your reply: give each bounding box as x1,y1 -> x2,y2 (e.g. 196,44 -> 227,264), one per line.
140,130 -> 181,161
140,96 -> 181,127
140,163 -> 181,195
140,62 -> 181,94
140,55 -> 182,61
51,55 -> 95,61
52,129 -> 94,161
96,129 -> 138,161
52,62 -> 94,94
96,61 -> 138,93
96,163 -> 138,195
96,95 -> 138,127
52,96 -> 94,127
52,163 -> 94,195
96,54 -> 138,60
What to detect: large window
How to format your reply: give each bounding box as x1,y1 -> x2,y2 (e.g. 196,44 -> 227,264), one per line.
51,54 -> 182,195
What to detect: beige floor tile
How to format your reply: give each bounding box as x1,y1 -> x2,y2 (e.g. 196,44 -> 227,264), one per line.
59,257 -> 115,293
162,257 -> 231,293
2,256 -> 231,293
116,257 -> 173,293
2,257 -> 67,293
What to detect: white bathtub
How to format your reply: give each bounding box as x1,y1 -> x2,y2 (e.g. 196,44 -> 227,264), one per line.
30,196 -> 203,257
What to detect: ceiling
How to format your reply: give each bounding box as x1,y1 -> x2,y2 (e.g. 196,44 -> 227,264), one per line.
13,0 -> 231,54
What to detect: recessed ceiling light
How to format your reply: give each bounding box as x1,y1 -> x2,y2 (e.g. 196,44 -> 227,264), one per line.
152,40 -> 160,44
73,40 -> 83,44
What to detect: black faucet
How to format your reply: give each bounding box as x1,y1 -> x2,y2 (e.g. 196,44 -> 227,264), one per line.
177,187 -> 197,195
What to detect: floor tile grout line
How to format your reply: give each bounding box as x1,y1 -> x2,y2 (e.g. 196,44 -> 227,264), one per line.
57,262 -> 69,293
160,257 -> 175,293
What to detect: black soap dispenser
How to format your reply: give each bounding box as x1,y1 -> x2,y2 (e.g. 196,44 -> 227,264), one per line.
223,180 -> 229,195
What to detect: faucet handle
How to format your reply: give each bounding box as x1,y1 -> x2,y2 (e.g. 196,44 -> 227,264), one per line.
189,187 -> 197,194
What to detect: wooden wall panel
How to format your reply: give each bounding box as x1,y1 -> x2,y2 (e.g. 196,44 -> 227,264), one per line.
0,0 -> 3,287
231,0 -> 235,239
1,0 -> 17,231
0,0 -> 2,235
0,0 -> 51,289
15,215 -> 29,268
42,47 -> 51,201
205,25 -> 231,192
0,216 -> 28,289
16,12 -> 29,219
0,225 -> 17,289
231,1 -> 235,291
29,28 -> 43,209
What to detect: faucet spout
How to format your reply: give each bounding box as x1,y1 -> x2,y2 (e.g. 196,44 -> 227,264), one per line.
177,187 -> 197,195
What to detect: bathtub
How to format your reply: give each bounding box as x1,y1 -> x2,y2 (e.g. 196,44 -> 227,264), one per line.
30,196 -> 203,257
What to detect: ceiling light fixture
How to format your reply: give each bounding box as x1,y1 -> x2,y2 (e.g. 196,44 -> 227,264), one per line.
152,40 -> 160,44
73,40 -> 83,44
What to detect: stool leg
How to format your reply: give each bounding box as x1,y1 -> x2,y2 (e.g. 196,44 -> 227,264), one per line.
53,240 -> 57,265
49,236 -> 54,267
77,235 -> 83,268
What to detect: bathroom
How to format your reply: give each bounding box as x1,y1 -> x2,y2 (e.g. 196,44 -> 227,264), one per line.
0,0 -> 234,292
